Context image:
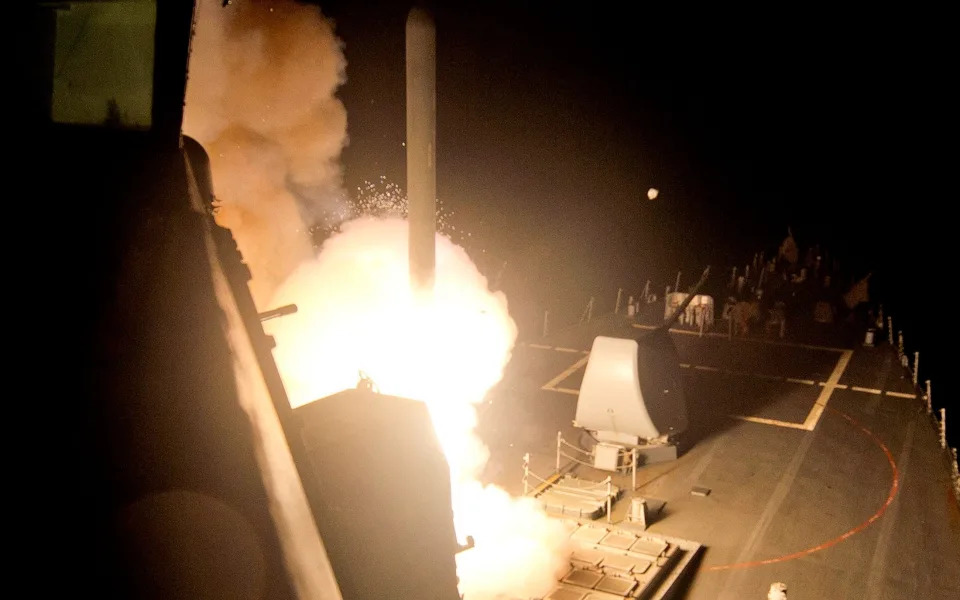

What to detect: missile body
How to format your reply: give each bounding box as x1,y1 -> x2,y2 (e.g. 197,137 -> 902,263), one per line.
406,7 -> 436,294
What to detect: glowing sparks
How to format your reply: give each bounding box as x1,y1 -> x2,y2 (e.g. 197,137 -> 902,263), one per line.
313,176 -> 462,245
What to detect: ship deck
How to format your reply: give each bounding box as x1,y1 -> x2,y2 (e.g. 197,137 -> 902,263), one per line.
479,307 -> 960,598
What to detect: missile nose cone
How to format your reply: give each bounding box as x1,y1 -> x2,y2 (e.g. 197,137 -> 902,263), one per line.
406,6 -> 434,31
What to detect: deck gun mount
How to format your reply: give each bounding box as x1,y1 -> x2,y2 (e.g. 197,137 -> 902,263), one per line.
573,267 -> 710,464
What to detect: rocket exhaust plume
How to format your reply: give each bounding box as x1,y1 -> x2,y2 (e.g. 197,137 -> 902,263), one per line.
265,218 -> 573,599
406,7 -> 437,295
188,2 -> 572,597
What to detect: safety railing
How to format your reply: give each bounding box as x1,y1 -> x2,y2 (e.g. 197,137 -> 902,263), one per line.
880,315 -> 958,505
522,452 -> 617,522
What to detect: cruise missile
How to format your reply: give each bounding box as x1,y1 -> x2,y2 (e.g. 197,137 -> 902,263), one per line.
406,6 -> 436,295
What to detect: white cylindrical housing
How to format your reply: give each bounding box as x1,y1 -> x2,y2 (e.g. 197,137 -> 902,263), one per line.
406,7 -> 436,294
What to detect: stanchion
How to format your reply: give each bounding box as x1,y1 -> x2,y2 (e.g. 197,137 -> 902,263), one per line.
606,478 -> 612,523
556,431 -> 562,472
913,352 -> 919,386
523,453 -> 530,496
926,380 -> 932,414
940,408 -> 948,449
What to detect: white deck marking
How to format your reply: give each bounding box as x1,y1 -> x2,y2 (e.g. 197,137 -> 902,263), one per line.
819,382 -> 849,389
885,391 -> 917,399
693,365 -> 720,372
541,355 -> 590,392
786,377 -> 816,385
801,350 -> 853,431
731,415 -> 809,430
851,386 -> 883,395
524,343 -> 589,354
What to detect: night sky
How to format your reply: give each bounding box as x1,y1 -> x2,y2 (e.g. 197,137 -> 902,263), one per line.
316,2 -> 954,428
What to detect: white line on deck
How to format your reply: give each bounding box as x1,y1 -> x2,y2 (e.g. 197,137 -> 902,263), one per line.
731,415 -> 809,430
523,343 -> 589,354
851,386 -> 883,395
884,391 -> 917,399
785,377 -> 816,385
693,365 -> 720,372
819,382 -> 849,389
801,350 -> 853,431
541,355 -> 590,392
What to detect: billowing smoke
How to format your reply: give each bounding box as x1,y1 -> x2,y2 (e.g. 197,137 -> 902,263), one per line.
186,2 -> 572,596
265,217 -> 572,598
184,0 -> 348,307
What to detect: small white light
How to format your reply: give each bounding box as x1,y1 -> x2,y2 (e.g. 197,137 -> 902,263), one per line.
647,188 -> 659,200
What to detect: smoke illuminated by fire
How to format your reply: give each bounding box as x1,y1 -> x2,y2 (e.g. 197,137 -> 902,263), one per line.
268,217 -> 511,478
266,217 -> 571,598
187,2 -> 572,597
184,0 -> 348,307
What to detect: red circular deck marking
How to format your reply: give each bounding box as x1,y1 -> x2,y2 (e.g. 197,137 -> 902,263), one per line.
705,405 -> 900,571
